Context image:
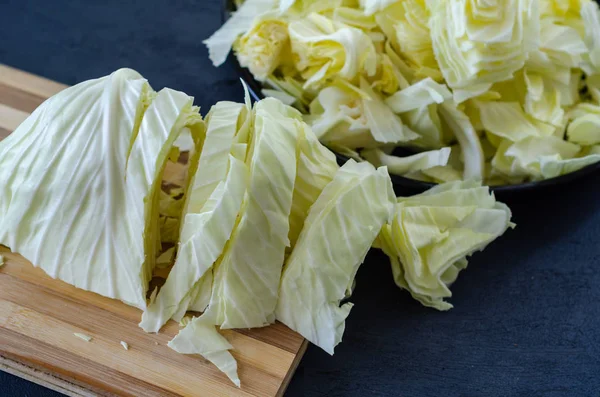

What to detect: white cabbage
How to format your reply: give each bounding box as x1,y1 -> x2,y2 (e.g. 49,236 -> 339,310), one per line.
288,13 -> 377,88
276,160 -> 395,354
378,181 -> 513,310
204,0 -> 276,67
385,78 -> 452,113
361,147 -> 451,176
0,69 -> 202,309
429,0 -> 540,97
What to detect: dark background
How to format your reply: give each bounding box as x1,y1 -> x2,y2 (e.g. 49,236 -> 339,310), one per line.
1,1 -> 599,396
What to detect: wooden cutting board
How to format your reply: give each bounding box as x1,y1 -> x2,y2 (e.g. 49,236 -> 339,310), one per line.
0,64 -> 307,397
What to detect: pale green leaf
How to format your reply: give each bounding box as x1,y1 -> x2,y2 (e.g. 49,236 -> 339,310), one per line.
276,160 -> 395,354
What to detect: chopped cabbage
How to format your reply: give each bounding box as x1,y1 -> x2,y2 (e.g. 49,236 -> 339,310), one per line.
429,0 -> 540,95
439,102 -> 484,181
477,101 -> 555,142
288,122 -> 339,253
139,155 -> 248,332
169,314 -> 240,387
288,13 -> 377,88
378,181 -> 513,310
209,0 -> 600,185
276,160 -> 395,354
204,0 -> 276,67
385,78 -> 452,113
234,13 -> 290,81
359,0 -> 397,16
307,82 -> 418,149
492,135 -> 600,180
361,147 -> 451,176
201,98 -> 299,329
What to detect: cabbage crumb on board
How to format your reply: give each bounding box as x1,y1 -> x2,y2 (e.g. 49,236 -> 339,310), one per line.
74,333 -> 93,342
1,68 -> 514,387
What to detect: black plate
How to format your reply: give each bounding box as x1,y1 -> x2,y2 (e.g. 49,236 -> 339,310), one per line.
220,0 -> 600,198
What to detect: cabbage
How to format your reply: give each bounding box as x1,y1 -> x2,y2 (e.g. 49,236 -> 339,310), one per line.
385,78 -> 452,113
168,97 -> 341,386
523,71 -> 565,127
276,160 -> 395,354
288,13 -> 377,88
361,147 -> 451,176
567,115 -> 600,146
429,0 -> 540,100
399,104 -> 446,149
288,123 -> 339,253
477,101 -> 555,142
581,1 -> 600,74
538,18 -> 587,69
438,102 -> 485,181
359,78 -> 420,144
419,165 -> 462,183
169,314 -> 240,387
492,135 -> 582,180
207,0 -> 600,186
308,81 -> 418,148
386,0 -> 441,81
333,7 -> 378,30
359,0 -> 397,16
234,13 -> 290,81
0,69 -> 203,309
198,98 -> 298,329
140,101 -> 249,332
368,53 -> 409,95
378,181 -> 513,311
204,0 -> 276,67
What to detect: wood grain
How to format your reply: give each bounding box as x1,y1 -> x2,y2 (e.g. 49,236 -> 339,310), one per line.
0,64 -> 306,397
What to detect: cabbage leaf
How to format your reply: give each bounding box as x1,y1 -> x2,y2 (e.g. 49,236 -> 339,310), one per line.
378,181 -> 513,311
204,0 -> 276,67
203,98 -> 299,329
361,147 -> 451,176
288,13 -> 377,88
276,160 -> 395,354
385,78 -> 451,113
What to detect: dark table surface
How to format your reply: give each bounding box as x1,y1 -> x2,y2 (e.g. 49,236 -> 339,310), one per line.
1,1 -> 600,396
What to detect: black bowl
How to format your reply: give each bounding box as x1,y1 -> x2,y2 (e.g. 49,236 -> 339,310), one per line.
220,0 -> 600,198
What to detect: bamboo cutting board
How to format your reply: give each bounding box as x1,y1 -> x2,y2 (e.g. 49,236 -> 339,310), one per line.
0,64 -> 307,397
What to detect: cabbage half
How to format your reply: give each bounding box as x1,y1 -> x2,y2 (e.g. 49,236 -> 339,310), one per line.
0,69 -> 203,309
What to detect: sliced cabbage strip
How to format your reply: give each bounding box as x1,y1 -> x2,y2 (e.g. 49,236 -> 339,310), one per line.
276,160 -> 395,355
168,314 -> 240,387
385,78 -> 452,113
139,155 -> 248,332
204,98 -> 299,329
362,147 -> 451,176
288,122 -> 339,254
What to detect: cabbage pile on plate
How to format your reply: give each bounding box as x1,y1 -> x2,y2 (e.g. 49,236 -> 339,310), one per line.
206,0 -> 600,185
0,68 -> 513,386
